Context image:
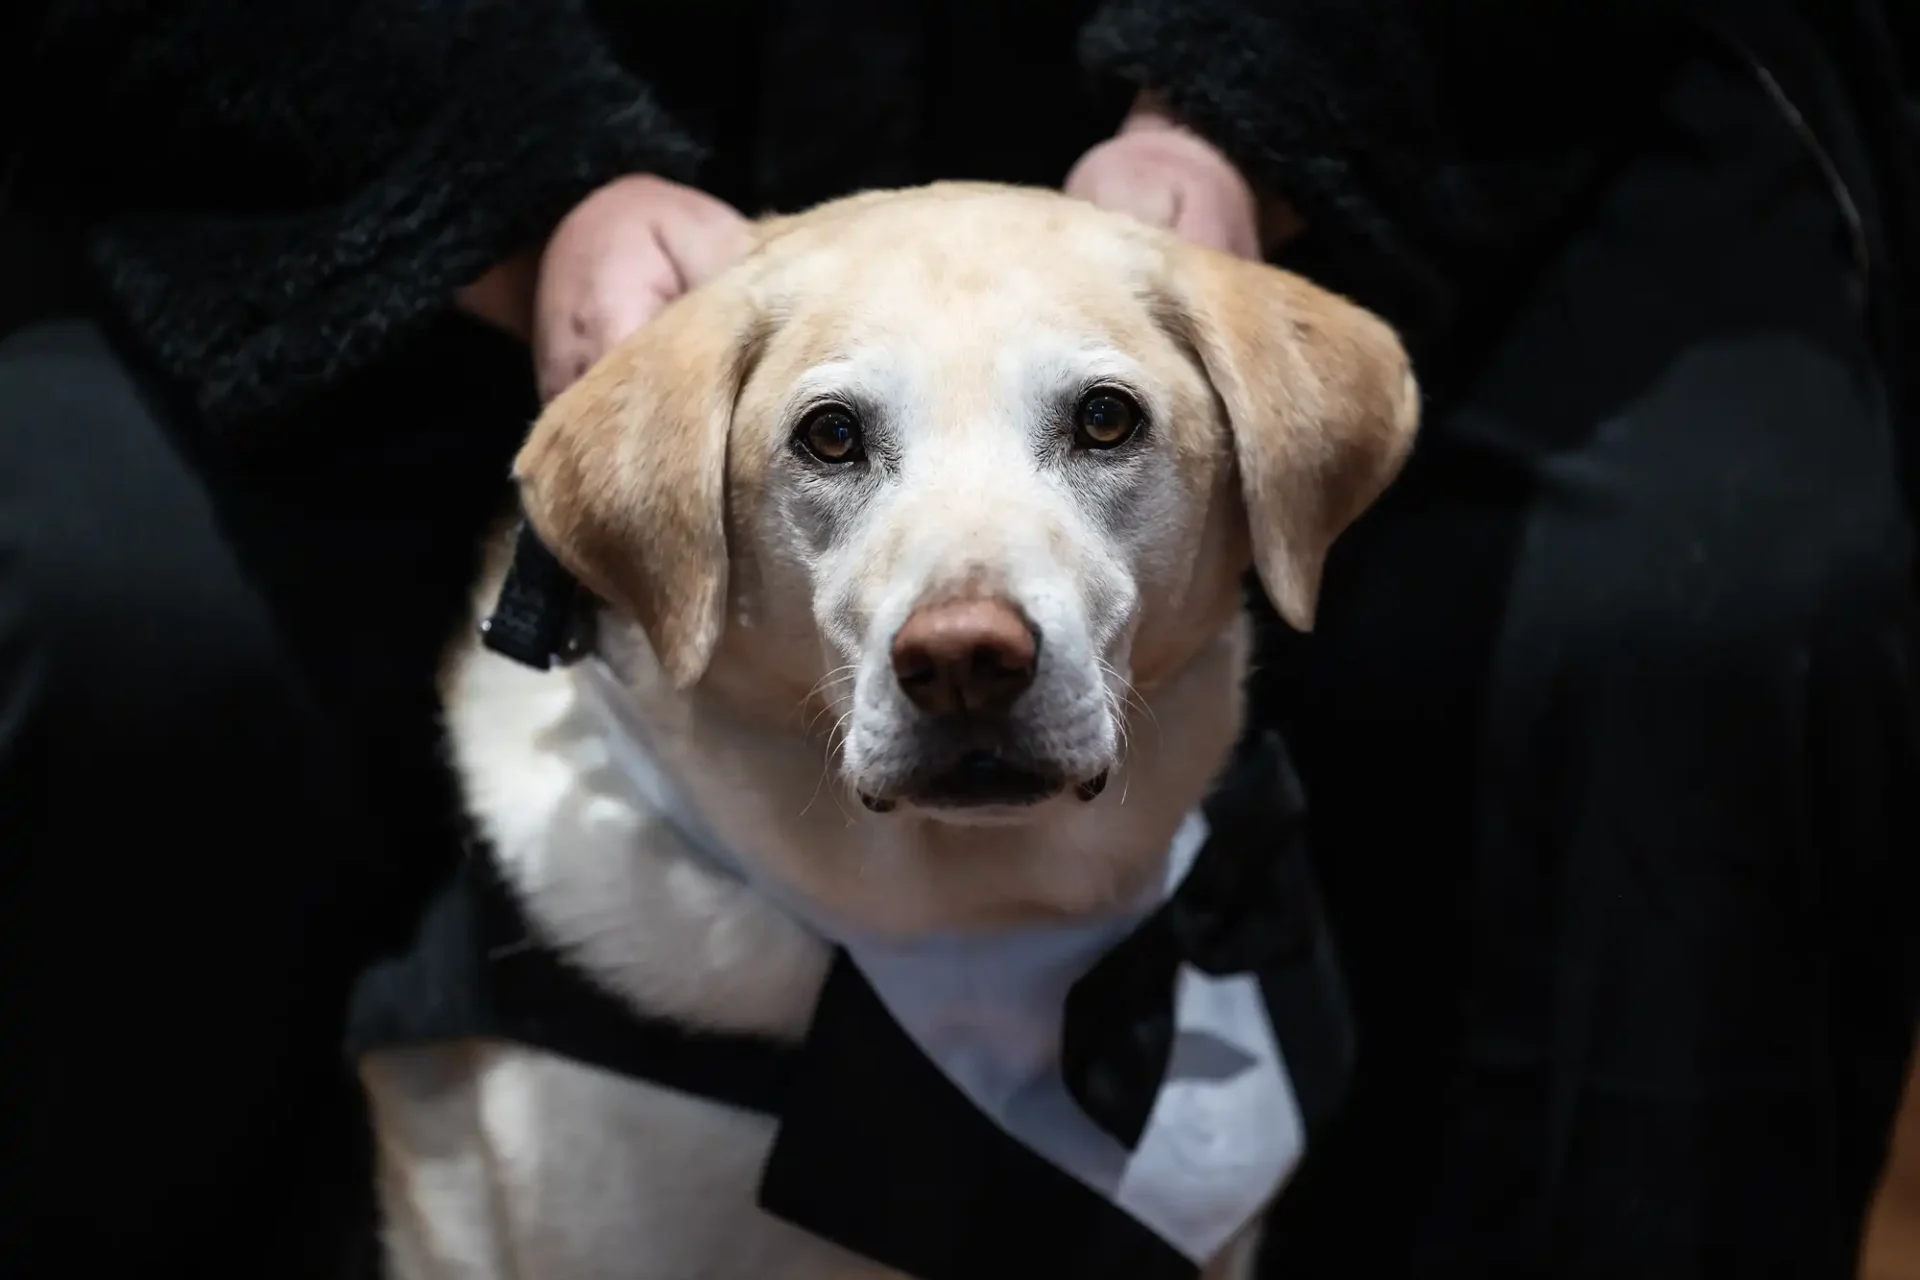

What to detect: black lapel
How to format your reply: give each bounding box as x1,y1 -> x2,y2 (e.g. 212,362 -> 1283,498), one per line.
1197,732 -> 1356,1140
1059,733 -> 1355,1153
759,954 -> 1200,1280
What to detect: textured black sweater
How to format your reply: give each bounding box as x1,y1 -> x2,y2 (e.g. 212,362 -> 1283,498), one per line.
7,1 -> 1914,430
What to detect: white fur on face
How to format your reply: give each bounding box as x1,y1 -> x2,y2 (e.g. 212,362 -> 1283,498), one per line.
750,309 -> 1202,818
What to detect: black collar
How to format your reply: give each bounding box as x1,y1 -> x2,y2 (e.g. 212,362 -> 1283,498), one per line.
477,520 -> 598,670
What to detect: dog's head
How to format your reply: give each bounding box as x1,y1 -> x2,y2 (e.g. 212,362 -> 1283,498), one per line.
516,183 -> 1416,825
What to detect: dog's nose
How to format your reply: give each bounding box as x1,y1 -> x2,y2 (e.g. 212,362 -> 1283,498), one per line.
891,598 -> 1039,716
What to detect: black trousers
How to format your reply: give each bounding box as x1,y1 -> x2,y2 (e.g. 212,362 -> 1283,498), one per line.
0,298 -> 534,1274
1,320 -> 378,1274
1257,43 -> 1920,1280
2,51 -> 1915,1280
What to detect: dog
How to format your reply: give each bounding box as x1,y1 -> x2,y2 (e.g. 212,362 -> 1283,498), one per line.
355,181 -> 1418,1280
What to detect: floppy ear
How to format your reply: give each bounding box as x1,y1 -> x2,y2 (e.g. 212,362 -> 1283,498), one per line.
1172,246 -> 1421,632
512,280 -> 759,688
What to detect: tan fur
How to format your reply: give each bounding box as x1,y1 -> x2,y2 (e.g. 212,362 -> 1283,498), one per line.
1164,245 -> 1421,631
365,182 -> 1418,1279
516,289 -> 762,688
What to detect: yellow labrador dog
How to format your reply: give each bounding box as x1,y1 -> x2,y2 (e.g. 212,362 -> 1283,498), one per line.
358,182 -> 1417,1280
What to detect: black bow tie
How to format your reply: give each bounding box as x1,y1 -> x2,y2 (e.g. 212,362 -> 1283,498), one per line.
1060,732 -> 1347,1150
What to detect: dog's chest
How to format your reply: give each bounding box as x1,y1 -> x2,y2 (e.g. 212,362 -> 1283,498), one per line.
369,1041 -> 901,1280
450,650 -> 833,1037
366,657 -> 882,1277
357,820 -> 875,1278
388,644 -> 1284,1280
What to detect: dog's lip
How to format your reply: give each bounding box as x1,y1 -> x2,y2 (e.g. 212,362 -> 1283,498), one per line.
896,751 -> 1064,810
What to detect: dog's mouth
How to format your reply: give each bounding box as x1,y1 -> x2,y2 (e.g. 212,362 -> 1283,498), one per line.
910,752 -> 1063,809
860,753 -> 1110,815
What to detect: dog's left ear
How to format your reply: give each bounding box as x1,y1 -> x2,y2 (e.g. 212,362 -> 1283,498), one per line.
512,278 -> 760,688
1171,245 -> 1421,632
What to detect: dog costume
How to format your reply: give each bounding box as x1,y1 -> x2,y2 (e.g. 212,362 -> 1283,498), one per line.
346,524 -> 1355,1279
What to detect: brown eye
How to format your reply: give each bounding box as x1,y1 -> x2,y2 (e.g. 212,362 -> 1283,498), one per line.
798,407 -> 865,463
1073,389 -> 1142,450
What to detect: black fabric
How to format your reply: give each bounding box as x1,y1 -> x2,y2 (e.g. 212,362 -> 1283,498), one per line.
1243,42 -> 1920,1279
7,2 -> 1915,431
10,0 -> 702,429
1078,1 -> 1920,390
0,298 -> 547,1279
761,954 -> 1197,1280
0,320 -> 383,1277
5,0 -> 1120,434
1063,731 -> 1351,1149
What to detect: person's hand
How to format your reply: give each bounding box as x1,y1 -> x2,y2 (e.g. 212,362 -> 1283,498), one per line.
452,175 -> 752,400
1065,92 -> 1304,260
529,174 -> 752,401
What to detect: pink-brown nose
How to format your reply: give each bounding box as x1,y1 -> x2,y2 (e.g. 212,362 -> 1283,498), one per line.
890,598 -> 1039,716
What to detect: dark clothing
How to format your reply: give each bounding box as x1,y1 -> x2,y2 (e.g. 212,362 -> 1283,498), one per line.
0,320 -> 386,1276
6,0 -> 1128,430
6,2 -> 1914,429
6,0 -> 702,427
1251,43 -> 1920,1278
3,2 -> 1917,1278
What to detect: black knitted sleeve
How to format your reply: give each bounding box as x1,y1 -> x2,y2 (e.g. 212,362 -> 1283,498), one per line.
1079,0 -> 1688,347
23,0 -> 705,426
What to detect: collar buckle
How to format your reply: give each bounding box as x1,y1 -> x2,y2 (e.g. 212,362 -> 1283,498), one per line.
479,521 -> 598,670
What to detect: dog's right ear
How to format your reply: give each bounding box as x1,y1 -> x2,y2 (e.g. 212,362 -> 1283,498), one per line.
513,279 -> 760,689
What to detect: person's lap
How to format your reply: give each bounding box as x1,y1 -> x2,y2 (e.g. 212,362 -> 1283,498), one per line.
0,260 -> 559,1274
0,320 -> 381,1273
1256,44 -> 1919,1279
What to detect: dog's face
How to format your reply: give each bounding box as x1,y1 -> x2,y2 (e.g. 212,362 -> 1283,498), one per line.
517,184 -> 1417,825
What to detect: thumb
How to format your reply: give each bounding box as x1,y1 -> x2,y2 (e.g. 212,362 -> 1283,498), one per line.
657,204 -> 756,294
535,262 -> 679,403
1100,176 -> 1181,232
1065,147 -> 1182,232
1075,163 -> 1175,233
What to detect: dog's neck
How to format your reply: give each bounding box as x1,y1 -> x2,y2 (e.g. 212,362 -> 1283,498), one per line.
594,610 -> 1252,940
445,549 -> 1253,1033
